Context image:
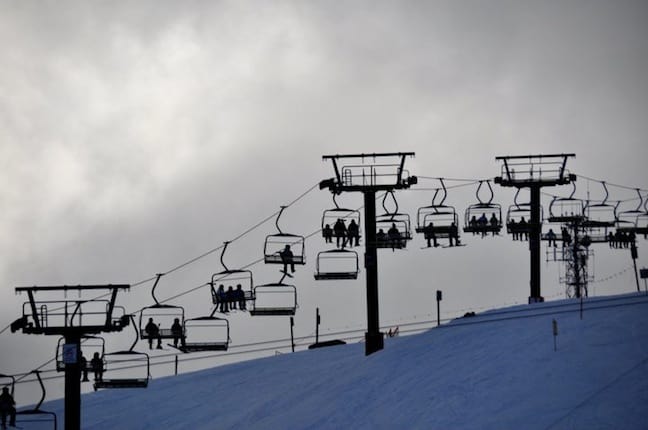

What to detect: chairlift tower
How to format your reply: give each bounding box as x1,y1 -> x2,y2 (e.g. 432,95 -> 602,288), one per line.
321,152 -> 417,355
495,153 -> 576,303
10,284 -> 131,430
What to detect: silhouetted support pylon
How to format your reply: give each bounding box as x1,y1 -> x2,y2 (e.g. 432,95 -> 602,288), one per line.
321,153 -> 417,355
495,154 -> 576,303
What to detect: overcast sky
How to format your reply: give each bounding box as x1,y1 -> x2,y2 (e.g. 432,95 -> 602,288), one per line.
1,0 -> 648,400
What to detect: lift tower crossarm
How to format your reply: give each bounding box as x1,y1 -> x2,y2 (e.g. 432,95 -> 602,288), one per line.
322,152 -> 416,193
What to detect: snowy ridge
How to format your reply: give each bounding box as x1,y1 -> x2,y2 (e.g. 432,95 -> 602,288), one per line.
38,293 -> 648,429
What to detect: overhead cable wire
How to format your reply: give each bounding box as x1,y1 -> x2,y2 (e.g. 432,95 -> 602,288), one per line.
576,174 -> 648,193
2,182 -> 321,385
12,294 -> 648,387
6,188 -> 385,383
131,181 -> 321,287
143,191 -> 386,306
417,176 -> 490,183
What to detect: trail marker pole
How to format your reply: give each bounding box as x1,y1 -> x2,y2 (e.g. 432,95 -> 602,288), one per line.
631,241 -> 640,293
290,317 -> 295,352
436,290 -> 442,327
315,308 -> 320,345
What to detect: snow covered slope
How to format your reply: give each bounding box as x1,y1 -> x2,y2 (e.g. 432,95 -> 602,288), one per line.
37,293 -> 648,429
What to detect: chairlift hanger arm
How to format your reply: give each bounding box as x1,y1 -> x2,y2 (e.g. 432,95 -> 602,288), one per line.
31,370 -> 46,411
220,241 -> 231,272
601,181 -> 610,205
150,274 -> 164,305
634,188 -> 643,212
275,206 -> 287,235
128,315 -> 138,352
439,178 -> 448,206
476,180 -> 495,205
382,191 -> 399,216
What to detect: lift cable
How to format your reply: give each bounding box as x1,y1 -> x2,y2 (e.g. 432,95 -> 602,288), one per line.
6,187 -> 387,385
575,174 -> 648,193
9,294 -> 648,387
134,192 -> 385,307
1,182 -> 320,383
417,176 -> 488,183
4,169 -> 645,381
131,181 -> 321,287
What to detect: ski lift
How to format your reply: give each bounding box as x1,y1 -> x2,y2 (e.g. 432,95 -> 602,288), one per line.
210,242 -> 255,311
264,206 -> 306,265
250,273 -> 297,316
139,274 -> 185,343
506,203 -> 532,237
55,336 -> 105,372
12,370 -> 58,430
463,180 -> 502,236
314,249 -> 359,280
547,182 -> 585,223
505,189 -> 542,239
94,316 -> 150,390
321,194 -> 362,248
616,189 -> 645,233
375,191 -> 412,249
636,197 -> 648,236
415,180 -> 460,244
582,182 -> 617,228
173,314 -> 230,353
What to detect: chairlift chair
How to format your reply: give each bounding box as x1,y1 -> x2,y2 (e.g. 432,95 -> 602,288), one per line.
635,212 -> 648,236
264,206 -> 306,265
376,212 -> 412,249
314,249 -> 359,280
55,335 -> 105,372
210,242 -> 255,311
374,191 -> 412,249
582,201 -> 618,229
12,371 -> 58,430
415,181 -> 461,246
463,181 -> 503,236
547,183 -> 585,223
249,280 -> 297,316
582,182 -> 617,229
321,195 -> 362,247
416,205 -> 458,237
93,350 -> 150,390
505,202 -> 543,238
210,272 -> 255,309
463,204 -> 502,235
138,274 -> 185,342
94,315 -> 150,391
615,190 -> 645,234
174,315 -> 230,353
505,187 -> 543,239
